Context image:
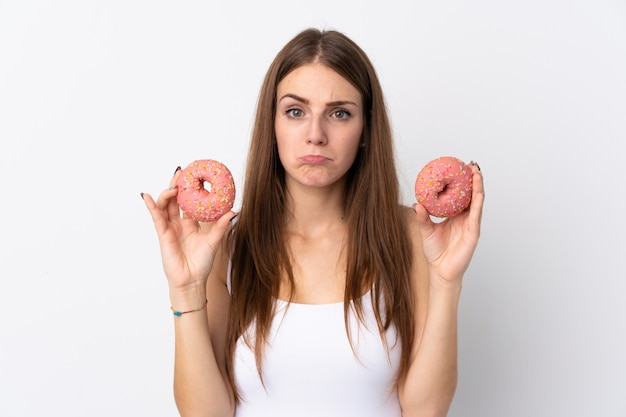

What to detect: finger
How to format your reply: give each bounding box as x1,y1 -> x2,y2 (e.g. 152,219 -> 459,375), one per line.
142,192 -> 171,236
468,164 -> 485,230
412,202 -> 436,238
166,166 -> 182,218
170,166 -> 182,187
215,210 -> 237,228
153,185 -> 179,212
141,191 -> 156,211
206,211 -> 238,251
469,162 -> 484,193
165,185 -> 181,219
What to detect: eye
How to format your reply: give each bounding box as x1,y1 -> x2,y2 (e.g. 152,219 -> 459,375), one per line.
286,108 -> 304,118
331,109 -> 351,119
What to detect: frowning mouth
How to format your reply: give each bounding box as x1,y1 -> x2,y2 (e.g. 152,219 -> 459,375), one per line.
299,155 -> 329,164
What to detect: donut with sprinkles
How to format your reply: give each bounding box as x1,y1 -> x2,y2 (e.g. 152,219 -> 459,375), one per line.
176,159 -> 236,222
415,156 -> 473,218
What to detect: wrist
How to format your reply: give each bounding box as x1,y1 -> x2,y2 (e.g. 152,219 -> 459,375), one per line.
427,276 -> 462,319
429,274 -> 463,298
168,284 -> 207,311
171,299 -> 207,317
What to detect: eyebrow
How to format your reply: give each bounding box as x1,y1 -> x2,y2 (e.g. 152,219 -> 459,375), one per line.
278,93 -> 358,108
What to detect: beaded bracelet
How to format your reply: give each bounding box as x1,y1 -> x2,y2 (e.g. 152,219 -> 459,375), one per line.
171,299 -> 208,317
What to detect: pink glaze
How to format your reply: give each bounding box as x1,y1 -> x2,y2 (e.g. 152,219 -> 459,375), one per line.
176,159 -> 236,222
414,156 -> 473,218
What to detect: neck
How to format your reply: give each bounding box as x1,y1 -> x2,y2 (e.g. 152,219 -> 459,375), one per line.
284,178 -> 347,237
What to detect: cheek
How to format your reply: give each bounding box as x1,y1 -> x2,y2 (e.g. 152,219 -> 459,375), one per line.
274,115 -> 296,142
274,126 -> 293,165
337,130 -> 363,167
274,119 -> 288,155
345,125 -> 364,152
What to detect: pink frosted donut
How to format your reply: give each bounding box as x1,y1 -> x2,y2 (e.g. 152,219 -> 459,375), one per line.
415,156 -> 473,218
176,159 -> 236,222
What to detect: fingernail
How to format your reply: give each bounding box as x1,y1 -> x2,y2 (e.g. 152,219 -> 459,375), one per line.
168,185 -> 177,190
140,192 -> 144,200
173,166 -> 182,176
470,161 -> 481,171
230,213 -> 239,222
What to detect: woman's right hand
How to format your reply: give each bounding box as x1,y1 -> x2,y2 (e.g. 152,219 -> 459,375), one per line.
141,167 -> 236,293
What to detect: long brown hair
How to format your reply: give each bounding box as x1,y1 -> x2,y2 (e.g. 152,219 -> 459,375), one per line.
226,28 -> 414,400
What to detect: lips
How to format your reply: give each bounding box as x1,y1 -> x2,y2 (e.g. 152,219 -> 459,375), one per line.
299,155 -> 329,164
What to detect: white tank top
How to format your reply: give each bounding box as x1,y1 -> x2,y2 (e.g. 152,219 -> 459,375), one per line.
228,273 -> 402,417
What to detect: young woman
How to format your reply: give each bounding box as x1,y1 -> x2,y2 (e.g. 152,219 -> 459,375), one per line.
142,28 -> 484,417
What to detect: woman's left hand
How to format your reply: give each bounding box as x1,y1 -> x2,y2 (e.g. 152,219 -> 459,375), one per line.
413,162 -> 485,285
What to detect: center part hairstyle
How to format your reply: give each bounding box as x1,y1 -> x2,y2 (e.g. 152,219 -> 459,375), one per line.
226,28 -> 414,400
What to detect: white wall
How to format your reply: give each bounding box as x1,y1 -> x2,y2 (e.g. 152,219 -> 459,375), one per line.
1,1 -> 625,416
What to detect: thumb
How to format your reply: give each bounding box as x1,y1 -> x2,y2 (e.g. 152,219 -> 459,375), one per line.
207,211 -> 237,245
412,203 -> 435,238
202,211 -> 236,254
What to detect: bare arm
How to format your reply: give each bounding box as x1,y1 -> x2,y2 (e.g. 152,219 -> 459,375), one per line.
399,164 -> 484,417
399,252 -> 461,417
170,241 -> 234,417
142,170 -> 236,417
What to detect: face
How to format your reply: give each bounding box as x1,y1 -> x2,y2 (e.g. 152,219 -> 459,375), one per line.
275,63 -> 364,190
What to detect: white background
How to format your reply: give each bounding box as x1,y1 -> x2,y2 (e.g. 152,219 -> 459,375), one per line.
1,1 -> 625,416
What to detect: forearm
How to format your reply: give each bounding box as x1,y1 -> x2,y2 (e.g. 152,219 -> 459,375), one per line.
170,287 -> 235,417
400,280 -> 461,417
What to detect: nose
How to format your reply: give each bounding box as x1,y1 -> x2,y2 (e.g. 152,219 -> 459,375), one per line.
306,116 -> 327,145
